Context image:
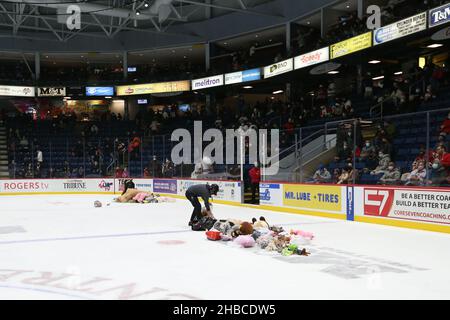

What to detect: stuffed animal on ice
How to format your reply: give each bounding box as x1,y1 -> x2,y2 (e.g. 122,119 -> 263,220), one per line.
252,217 -> 270,229
94,200 -> 102,208
234,235 -> 256,248
231,221 -> 254,238
290,229 -> 314,240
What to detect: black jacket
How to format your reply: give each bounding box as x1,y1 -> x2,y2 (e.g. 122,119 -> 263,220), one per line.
186,184 -> 212,210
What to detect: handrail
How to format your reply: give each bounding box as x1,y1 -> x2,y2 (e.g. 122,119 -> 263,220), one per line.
370,96 -> 394,119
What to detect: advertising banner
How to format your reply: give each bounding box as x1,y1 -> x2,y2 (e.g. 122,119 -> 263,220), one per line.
429,3 -> 450,28
86,87 -> 114,96
191,75 -> 224,90
264,58 -> 294,79
282,184 -> 345,214
0,85 -> 35,97
116,81 -> 190,96
38,87 -> 66,97
0,179 -> 114,194
294,47 -> 329,70
224,68 -> 261,85
374,12 -> 427,45
259,183 -> 282,206
330,32 -> 372,59
178,179 -> 241,203
360,187 -> 450,225
153,179 -> 178,194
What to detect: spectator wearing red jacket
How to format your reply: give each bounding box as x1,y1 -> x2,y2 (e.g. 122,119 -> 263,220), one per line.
440,112 -> 450,136
248,163 -> 261,204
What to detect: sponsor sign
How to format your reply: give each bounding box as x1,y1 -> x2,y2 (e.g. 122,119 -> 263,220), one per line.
63,180 -> 86,190
374,12 -> 427,45
330,32 -> 372,59
0,180 -> 49,192
431,26 -> 450,40
0,85 -> 35,97
0,179 -> 114,194
242,68 -> 261,82
38,87 -> 66,97
264,58 -> 294,79
85,87 -> 114,96
294,47 -> 329,70
116,81 -> 190,96
429,3 -> 450,28
224,68 -> 261,85
98,180 -> 114,192
259,183 -> 282,206
283,184 -> 344,213
363,187 -> 450,225
153,179 -> 178,194
191,75 -> 224,90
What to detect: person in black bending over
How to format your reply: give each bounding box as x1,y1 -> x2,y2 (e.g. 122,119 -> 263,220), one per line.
185,183 -> 219,226
121,179 -> 135,195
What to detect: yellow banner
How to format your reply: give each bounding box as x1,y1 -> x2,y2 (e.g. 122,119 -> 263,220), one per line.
282,184 -> 343,212
330,32 -> 372,59
116,81 -> 190,96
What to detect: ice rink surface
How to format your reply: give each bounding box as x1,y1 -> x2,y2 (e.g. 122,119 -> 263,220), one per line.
0,194 -> 449,300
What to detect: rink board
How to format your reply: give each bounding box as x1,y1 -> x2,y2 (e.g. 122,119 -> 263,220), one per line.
1,178 -> 450,233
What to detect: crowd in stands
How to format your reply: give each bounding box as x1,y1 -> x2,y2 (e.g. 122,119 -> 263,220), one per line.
310,110 -> 450,187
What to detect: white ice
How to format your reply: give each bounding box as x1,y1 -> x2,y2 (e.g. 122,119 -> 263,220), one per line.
0,194 -> 449,300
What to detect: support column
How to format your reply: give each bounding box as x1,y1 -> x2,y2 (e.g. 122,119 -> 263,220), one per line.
357,0 -> 365,19
34,52 -> 40,81
286,22 -> 291,55
205,42 -> 210,72
123,51 -> 128,80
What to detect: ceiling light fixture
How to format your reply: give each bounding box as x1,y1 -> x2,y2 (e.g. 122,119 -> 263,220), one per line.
368,60 -> 381,64
273,90 -> 284,94
394,71 -> 403,75
328,70 -> 340,74
372,75 -> 385,80
427,43 -> 443,48
243,86 -> 253,89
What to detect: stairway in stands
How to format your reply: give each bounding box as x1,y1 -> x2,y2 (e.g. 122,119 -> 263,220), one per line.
0,120 -> 8,178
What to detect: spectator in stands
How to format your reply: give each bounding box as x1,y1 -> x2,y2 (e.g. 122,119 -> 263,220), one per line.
36,147 -> 43,177
90,124 -> 99,136
371,151 -> 391,175
150,120 -> 160,134
122,167 -> 129,178
379,137 -> 393,158
379,162 -> 401,185
128,135 -> 141,160
77,167 -> 84,178
439,112 -> 450,136
248,163 -> 261,204
162,159 -> 175,178
115,167 -> 124,178
360,140 -> 376,161
311,165 -> 332,184
404,161 -> 427,186
143,167 -> 150,178
428,158 -> 448,186
415,145 -> 433,164
337,165 -> 354,184
19,136 -> 29,150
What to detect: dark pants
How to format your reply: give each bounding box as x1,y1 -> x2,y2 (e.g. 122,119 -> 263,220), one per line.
251,182 -> 259,203
186,191 -> 202,222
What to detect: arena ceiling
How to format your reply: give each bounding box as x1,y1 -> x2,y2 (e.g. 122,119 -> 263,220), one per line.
0,0 -> 284,41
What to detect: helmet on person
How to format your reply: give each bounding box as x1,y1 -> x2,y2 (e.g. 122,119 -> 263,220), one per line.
210,184 -> 219,195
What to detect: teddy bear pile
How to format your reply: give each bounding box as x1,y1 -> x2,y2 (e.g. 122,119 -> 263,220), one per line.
204,216 -> 313,256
